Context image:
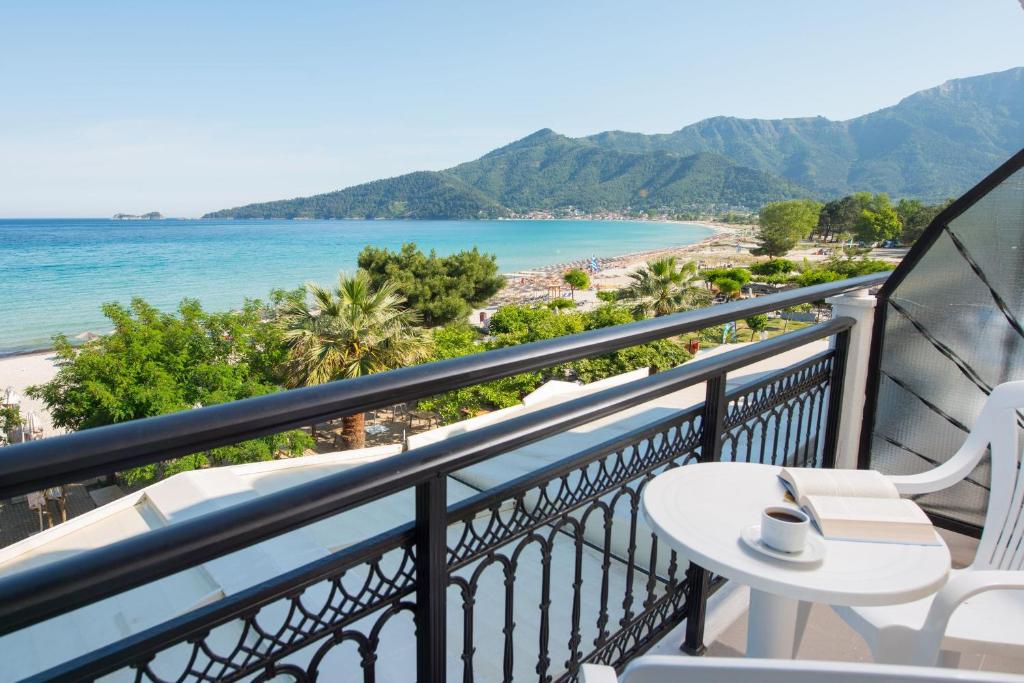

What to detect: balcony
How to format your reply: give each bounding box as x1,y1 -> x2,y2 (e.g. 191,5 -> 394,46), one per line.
0,150 -> 1021,682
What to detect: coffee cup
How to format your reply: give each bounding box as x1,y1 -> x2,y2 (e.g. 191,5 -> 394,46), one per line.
760,506 -> 809,553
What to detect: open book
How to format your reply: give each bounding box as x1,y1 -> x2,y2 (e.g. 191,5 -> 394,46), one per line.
778,468 -> 940,545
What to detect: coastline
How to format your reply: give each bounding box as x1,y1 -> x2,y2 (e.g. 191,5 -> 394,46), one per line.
0,220 -> 745,439
0,218 -> 869,442
488,219 -> 753,307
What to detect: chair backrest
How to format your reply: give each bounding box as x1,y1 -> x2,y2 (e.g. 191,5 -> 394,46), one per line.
588,656 -> 1024,682
968,380 -> 1024,570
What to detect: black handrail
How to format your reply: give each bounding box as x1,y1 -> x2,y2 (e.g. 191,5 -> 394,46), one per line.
0,318 -> 853,637
0,273 -> 886,498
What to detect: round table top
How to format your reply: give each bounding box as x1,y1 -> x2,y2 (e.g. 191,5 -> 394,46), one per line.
642,462 -> 951,606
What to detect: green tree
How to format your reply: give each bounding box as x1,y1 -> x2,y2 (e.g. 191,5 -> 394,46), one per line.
418,323 -> 542,423
570,340 -> 691,382
421,303 -> 690,421
759,199 -> 823,240
277,272 -> 431,448
750,226 -> 799,258
596,290 -> 620,303
744,314 -> 770,341
896,197 -> 953,245
357,243 -> 505,326
853,194 -> 902,244
816,195 -> 863,242
796,269 -> 842,287
584,304 -> 637,329
562,268 -> 590,300
754,199 -> 822,258
1,404 -> 22,442
28,297 -> 312,485
715,277 -> 742,299
489,303 -> 586,344
703,267 -> 752,291
622,257 -> 706,317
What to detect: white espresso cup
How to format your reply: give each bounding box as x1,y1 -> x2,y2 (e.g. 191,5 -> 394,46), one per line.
760,506 -> 810,553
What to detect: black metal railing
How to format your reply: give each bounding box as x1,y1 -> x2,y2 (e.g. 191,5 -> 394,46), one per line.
0,273 -> 886,682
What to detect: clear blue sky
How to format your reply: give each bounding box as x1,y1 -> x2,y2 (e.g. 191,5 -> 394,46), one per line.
2,1 -> 1022,217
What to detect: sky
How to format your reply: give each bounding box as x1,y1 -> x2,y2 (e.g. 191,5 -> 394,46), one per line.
1,1 -> 1022,217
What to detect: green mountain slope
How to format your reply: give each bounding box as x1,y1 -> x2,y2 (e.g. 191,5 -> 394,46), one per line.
203,171 -> 510,220
204,67 -> 1023,219
205,134 -> 807,219
586,67 -> 1024,200
447,129 -> 807,211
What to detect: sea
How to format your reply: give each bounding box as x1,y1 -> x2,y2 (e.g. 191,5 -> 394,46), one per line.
0,218 -> 713,354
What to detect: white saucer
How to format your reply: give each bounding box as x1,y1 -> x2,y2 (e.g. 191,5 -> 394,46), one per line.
741,524 -> 826,564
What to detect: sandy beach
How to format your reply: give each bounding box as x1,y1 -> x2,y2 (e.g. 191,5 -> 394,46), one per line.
0,351 -> 61,438
482,220 -> 904,312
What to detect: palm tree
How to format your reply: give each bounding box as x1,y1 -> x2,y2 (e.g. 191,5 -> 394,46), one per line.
277,271 -> 431,449
622,257 -> 705,317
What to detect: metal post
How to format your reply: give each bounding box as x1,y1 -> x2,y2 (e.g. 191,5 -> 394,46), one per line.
821,329 -> 850,469
682,562 -> 709,655
700,375 -> 727,463
415,476 -> 447,682
682,373 -> 727,655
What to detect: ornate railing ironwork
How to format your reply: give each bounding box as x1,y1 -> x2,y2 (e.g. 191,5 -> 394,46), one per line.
0,274 -> 886,682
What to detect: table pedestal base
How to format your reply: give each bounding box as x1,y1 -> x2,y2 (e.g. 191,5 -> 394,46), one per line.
747,589 -> 809,658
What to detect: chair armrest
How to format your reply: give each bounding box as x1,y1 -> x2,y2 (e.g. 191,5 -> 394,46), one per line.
886,433 -> 989,495
580,664 -> 619,683
889,380 -> 1024,496
913,570 -> 1024,665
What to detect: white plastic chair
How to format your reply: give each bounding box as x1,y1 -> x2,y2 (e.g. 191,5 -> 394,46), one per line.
581,656 -> 1024,682
832,379 -> 1024,666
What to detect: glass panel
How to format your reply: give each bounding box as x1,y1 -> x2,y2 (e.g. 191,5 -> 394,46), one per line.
869,165 -> 1024,529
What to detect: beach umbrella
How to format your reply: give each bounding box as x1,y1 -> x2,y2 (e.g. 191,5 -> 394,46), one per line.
75,331 -> 102,341
2,386 -> 21,406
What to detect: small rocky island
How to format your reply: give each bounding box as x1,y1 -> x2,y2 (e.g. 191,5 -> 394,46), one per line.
112,212 -> 163,220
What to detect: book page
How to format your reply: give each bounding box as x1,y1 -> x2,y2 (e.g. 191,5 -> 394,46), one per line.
780,467 -> 898,501
803,495 -> 929,524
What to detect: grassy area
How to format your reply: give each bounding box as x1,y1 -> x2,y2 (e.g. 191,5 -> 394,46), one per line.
683,314 -> 815,350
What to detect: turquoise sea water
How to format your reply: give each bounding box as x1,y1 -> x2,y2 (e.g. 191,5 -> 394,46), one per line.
0,218 -> 712,354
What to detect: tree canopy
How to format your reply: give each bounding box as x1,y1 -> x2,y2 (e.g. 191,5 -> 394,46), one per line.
759,200 -> 823,240
419,303 -> 691,421
277,272 -> 431,448
751,199 -> 821,258
622,257 -> 707,317
278,272 -> 430,387
28,297 -> 312,485
897,197 -> 953,244
563,268 -> 590,299
357,243 -> 504,326
853,193 -> 902,244
749,259 -> 795,277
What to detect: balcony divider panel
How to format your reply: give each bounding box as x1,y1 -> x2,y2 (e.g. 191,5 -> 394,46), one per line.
860,149 -> 1024,535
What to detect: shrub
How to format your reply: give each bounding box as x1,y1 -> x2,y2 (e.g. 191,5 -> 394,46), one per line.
749,259 -> 796,277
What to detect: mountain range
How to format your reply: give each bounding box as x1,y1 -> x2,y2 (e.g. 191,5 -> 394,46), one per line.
205,67 -> 1024,220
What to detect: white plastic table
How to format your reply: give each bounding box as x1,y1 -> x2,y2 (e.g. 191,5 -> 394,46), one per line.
642,462 -> 951,658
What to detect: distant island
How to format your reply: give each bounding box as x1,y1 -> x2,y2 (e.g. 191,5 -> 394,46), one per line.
113,212 -> 163,220
203,67 -> 1023,221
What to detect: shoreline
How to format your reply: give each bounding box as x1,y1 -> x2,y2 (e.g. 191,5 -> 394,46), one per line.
2,219 -> 731,358
488,220 -> 754,308
0,219 -> 889,442
497,220 -> 744,277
